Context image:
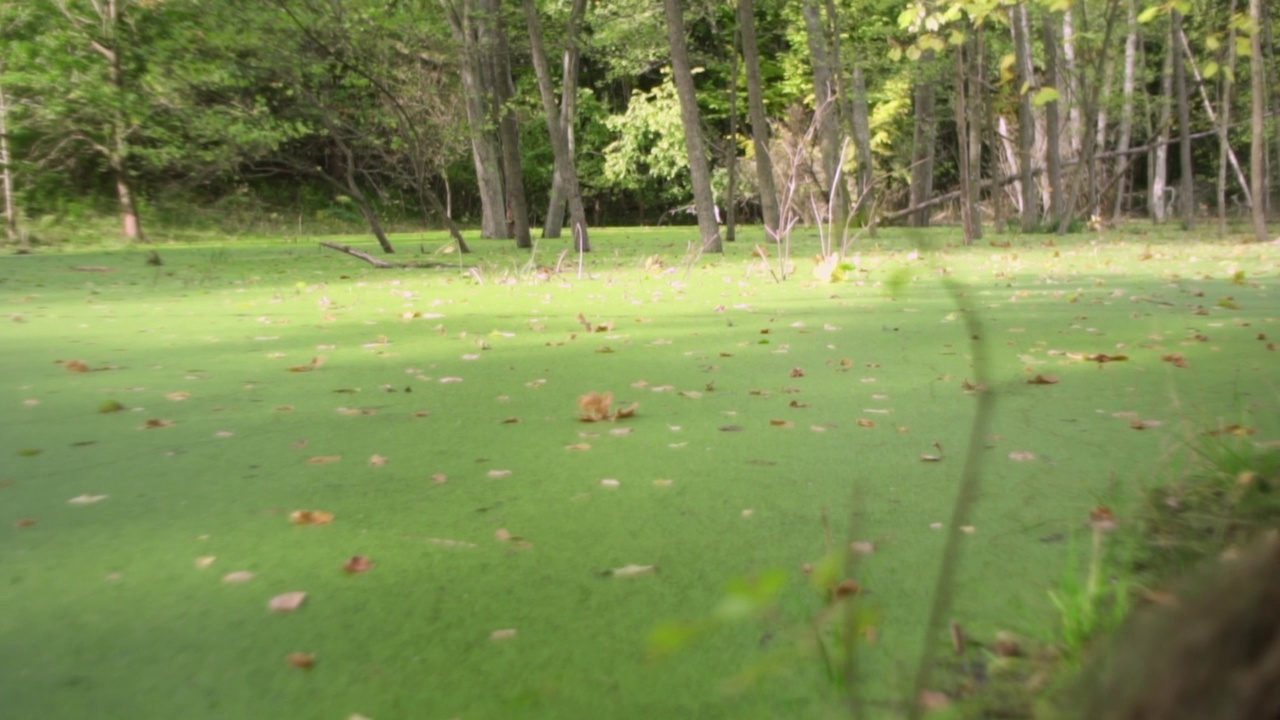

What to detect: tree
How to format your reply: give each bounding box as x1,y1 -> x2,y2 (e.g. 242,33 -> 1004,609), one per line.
662,0 -> 722,253
801,0 -> 848,230
489,0 -> 531,248
541,0 -> 587,240
523,0 -> 590,251
1250,0 -> 1269,240
441,0 -> 507,238
0,67 -> 17,245
737,0 -> 781,240
1172,7 -> 1194,230
1011,2 -> 1039,231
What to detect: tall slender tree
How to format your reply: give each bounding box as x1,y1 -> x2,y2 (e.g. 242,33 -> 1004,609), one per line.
737,0 -> 781,240
541,0 -> 587,239
1011,3 -> 1039,231
523,0 -> 590,251
1172,8 -> 1194,229
1250,0 -> 1269,240
662,0 -> 722,252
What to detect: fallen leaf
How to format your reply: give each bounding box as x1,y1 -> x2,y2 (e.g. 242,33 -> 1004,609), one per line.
368,454 -> 389,467
1130,419 -> 1163,430
599,478 -> 620,488
166,392 -> 191,401
142,418 -> 175,429
222,571 -> 255,584
1161,353 -> 1189,368
719,425 -> 745,432
64,359 -> 91,373
850,541 -> 876,555
439,377 -> 464,383
342,556 -> 375,574
1008,451 -> 1036,461
578,391 -> 613,421
856,418 -> 876,428
500,417 -> 521,424
741,509 -> 755,518
269,591 -> 307,613
286,652 -> 315,669
1089,505 -> 1117,530
99,400 -> 126,413
1205,424 -> 1255,437
290,510 -> 335,525
430,473 -> 448,484
306,455 -> 342,465
769,419 -> 795,428
195,556 -> 216,569
565,442 -> 592,451
286,356 -> 325,373
604,564 -> 657,578
489,628 -> 518,641
960,525 -> 976,534
609,427 -> 634,436
67,494 -> 108,505
14,518 -> 37,529
653,479 -> 673,487
615,403 -> 639,419
1026,374 -> 1060,385
487,469 -> 513,478
789,367 -> 806,378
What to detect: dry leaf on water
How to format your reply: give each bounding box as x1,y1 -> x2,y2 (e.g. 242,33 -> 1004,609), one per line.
599,478 -> 620,488
342,556 -> 375,574
195,556 -> 216,569
1026,374 -> 1060,385
489,628 -> 518,641
368,454 -> 388,467
286,652 -> 315,669
269,591 -> 307,613
1008,451 -> 1036,461
14,518 -> 37,529
856,419 -> 876,428
769,419 -> 795,428
306,455 -> 342,465
565,442 -> 592,451
142,418 -> 175,429
286,356 -> 326,373
63,359 -> 92,373
431,473 -> 448,484
1204,424 -> 1255,437
602,564 -> 657,578
487,469 -> 513,478
1161,353 -> 1189,368
166,392 -> 191,401
290,510 -> 335,525
67,494 -> 108,505
222,571 -> 255,584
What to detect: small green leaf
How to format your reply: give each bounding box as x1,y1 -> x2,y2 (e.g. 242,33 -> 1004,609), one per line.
1202,61 -> 1219,79
888,46 -> 903,62
1205,34 -> 1221,51
1032,87 -> 1062,106
1137,5 -> 1161,23
100,400 -> 126,413
1236,36 -> 1252,57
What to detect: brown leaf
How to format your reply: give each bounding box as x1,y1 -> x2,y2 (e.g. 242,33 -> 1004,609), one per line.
1026,374 -> 1060,385
487,469 -> 513,478
430,473 -> 448,484
500,417 -> 521,424
142,418 -> 175,429
290,510 -> 335,526
14,518 -> 37,529
1089,505 -> 1117,530
769,419 -> 795,428
1008,451 -> 1036,461
614,402 -> 639,419
789,400 -> 809,408
306,455 -> 342,465
856,418 -> 876,428
489,628 -> 518,641
195,556 -> 216,569
269,591 -> 307,613
1161,353 -> 1189,368
286,356 -> 325,373
1205,424 -> 1255,437
64,359 -> 91,373
367,454 -> 389,467
342,556 -> 375,574
222,571 -> 255,584
67,494 -> 108,505
604,564 -> 657,578
286,652 -> 316,669
578,391 -> 613,421
565,442 -> 592,451
166,391 -> 191,401
719,424 -> 745,432
789,367 -> 806,378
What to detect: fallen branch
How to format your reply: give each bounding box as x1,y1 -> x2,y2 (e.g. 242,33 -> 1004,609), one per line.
319,241 -> 452,269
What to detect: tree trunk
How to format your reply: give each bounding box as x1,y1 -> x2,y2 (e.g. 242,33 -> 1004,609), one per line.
1172,9 -> 1194,230
1250,0 -> 1269,240
1062,7 -> 1082,158
801,0 -> 848,231
1042,12 -> 1065,225
726,22 -> 738,243
1012,4 -> 1039,231
954,26 -> 975,244
442,0 -> 506,239
737,0 -> 781,240
1113,0 -> 1138,221
1217,0 -> 1239,236
523,0 -> 590,251
851,63 -> 875,216
1151,43 -> 1172,223
489,1 -> 531,248
909,52 -> 937,227
541,0 -> 586,239
0,71 -> 17,245
662,0 -> 722,252
966,27 -> 984,241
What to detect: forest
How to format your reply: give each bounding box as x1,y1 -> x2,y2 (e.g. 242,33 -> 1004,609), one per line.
0,0 -> 1275,252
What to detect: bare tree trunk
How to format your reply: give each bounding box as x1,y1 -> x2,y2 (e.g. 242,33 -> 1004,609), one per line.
442,0 -> 506,238
1012,4 -> 1039,231
0,70 -> 17,246
1062,7 -> 1082,157
662,0 -> 722,252
1113,0 -> 1138,221
1179,27 -> 1253,210
1173,9 -> 1195,229
1217,0 -> 1239,235
1042,12 -> 1065,225
909,53 -> 937,227
523,0 -> 590,251
726,20 -> 738,243
1151,44 -> 1172,223
489,0 -> 531,248
1250,0 -> 1270,240
738,0 -> 780,239
541,0 -> 586,239
954,27 -> 975,244
801,0 -> 848,230
967,27 -> 985,241
851,64 -> 874,214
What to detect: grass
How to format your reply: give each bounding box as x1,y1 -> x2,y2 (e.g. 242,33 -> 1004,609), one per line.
1,224 -> 1277,719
